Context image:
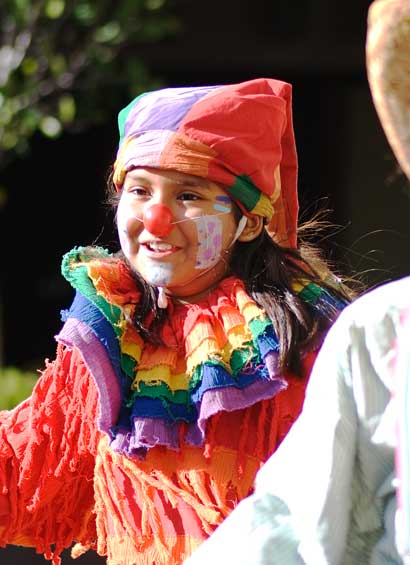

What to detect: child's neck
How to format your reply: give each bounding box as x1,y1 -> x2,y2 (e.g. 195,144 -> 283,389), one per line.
168,275 -> 231,305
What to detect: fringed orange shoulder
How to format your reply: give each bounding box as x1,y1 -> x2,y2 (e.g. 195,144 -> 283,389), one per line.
0,344 -> 101,564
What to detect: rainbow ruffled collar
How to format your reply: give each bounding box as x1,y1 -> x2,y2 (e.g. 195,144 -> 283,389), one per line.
60,246 -> 345,458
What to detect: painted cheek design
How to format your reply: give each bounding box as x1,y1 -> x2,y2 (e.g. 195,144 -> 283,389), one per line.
194,215 -> 223,269
213,195 -> 232,214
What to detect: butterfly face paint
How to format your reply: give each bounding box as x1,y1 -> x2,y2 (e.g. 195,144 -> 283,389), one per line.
191,195 -> 232,269
194,215 -> 224,270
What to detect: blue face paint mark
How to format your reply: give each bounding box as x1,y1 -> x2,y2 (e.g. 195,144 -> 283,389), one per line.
213,204 -> 231,213
213,194 -> 232,213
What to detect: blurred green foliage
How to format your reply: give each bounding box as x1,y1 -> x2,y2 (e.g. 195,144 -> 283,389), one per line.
0,366 -> 38,409
0,0 -> 179,168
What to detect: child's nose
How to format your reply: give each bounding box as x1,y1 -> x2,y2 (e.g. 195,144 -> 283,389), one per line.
143,203 -> 174,237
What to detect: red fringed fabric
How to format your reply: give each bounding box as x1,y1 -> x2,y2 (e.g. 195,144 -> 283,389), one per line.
0,344 -> 101,564
0,345 -> 313,564
80,357 -> 310,565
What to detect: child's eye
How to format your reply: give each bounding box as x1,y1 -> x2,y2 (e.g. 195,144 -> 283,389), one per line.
129,186 -> 149,197
178,191 -> 201,202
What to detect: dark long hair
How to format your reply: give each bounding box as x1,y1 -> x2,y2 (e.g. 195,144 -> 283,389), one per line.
105,173 -> 358,375
229,226 -> 355,373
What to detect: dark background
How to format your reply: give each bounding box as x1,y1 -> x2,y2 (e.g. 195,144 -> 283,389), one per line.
1,0 -> 410,562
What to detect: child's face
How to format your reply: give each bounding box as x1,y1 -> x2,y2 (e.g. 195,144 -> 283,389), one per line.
117,167 -> 238,301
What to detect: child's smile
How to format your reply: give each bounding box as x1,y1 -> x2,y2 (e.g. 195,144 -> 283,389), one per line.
142,241 -> 180,255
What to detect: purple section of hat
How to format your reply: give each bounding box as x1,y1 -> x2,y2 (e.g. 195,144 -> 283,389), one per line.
124,85 -> 221,140
119,130 -> 174,169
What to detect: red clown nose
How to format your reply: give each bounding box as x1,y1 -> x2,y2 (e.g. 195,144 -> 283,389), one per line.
143,203 -> 174,237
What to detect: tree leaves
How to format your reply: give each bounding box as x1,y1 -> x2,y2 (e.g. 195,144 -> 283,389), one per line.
0,0 -> 179,167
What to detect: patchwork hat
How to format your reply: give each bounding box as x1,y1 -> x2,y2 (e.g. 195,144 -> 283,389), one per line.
113,78 -> 299,248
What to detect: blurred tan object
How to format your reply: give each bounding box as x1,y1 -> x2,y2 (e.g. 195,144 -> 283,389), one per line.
366,0 -> 410,180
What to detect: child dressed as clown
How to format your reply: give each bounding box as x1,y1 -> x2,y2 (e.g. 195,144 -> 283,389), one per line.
0,78 -> 354,565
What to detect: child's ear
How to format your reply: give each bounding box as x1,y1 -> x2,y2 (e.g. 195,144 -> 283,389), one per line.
237,215 -> 264,242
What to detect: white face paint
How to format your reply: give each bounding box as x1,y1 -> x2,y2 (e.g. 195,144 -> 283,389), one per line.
141,260 -> 173,286
117,203 -> 131,257
117,195 -> 175,286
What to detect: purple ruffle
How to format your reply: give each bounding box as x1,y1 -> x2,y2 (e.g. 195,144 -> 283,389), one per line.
110,375 -> 287,456
56,318 -> 121,434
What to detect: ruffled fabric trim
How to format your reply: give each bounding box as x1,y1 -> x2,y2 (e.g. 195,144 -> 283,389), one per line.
61,246 -> 346,458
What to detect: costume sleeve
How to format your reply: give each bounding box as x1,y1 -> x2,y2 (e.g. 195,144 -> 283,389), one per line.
183,293 -> 399,565
0,343 -> 101,563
